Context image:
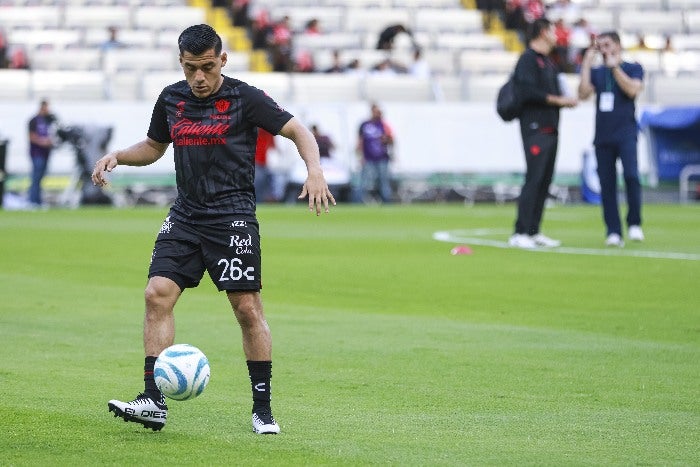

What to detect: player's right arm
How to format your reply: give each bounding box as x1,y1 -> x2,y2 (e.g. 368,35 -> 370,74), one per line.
91,137 -> 169,187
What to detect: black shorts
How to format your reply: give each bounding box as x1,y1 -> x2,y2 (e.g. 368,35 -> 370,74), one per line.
148,215 -> 261,292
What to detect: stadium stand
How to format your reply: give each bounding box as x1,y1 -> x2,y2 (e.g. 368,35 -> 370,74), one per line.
30,48 -> 102,71
0,0 -> 699,103
363,74 -> 434,101
31,70 -> 106,100
291,73 -> 363,102
412,8 -> 483,34
0,69 -> 31,100
83,28 -> 157,48
63,6 -> 132,29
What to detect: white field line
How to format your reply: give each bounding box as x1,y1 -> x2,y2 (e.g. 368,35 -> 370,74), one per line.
433,229 -> 700,261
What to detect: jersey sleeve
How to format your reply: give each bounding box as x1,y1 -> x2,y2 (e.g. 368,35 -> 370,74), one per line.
241,85 -> 293,135
146,90 -> 172,144
627,62 -> 644,81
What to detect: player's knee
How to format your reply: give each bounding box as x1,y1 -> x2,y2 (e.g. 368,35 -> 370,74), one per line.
144,277 -> 179,310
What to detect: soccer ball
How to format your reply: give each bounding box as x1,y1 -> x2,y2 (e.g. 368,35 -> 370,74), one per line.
154,344 -> 210,401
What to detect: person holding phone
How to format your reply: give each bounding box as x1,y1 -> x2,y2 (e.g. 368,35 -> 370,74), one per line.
578,31 -> 645,247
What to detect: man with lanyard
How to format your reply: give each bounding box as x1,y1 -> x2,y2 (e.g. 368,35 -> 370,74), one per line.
578,31 -> 645,247
92,24 -> 335,434
509,18 -> 577,249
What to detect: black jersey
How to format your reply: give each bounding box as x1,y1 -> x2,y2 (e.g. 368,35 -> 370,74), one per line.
147,75 -> 293,223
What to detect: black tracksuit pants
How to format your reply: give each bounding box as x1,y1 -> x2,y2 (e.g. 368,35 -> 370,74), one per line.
514,129 -> 558,236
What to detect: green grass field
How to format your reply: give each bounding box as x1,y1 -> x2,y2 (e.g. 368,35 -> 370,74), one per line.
1,203 -> 699,466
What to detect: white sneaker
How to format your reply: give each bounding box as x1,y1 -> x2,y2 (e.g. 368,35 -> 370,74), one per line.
509,234 -> 537,249
628,225 -> 644,241
530,233 -> 561,248
108,393 -> 168,431
605,233 -> 625,247
252,409 -> 280,434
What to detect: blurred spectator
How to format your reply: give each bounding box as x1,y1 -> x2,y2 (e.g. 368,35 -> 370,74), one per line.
311,124 -> 335,159
523,0 -> 545,24
376,24 -> 415,51
569,17 -> 595,70
345,58 -> 363,75
254,128 -> 276,202
270,15 -> 294,72
294,50 -> 315,72
294,18 -> 323,72
230,0 -> 251,27
8,46 -> 30,70
324,50 -> 346,73
250,10 -> 273,50
504,0 -> 527,42
409,48 -> 431,77
356,102 -> 394,203
632,33 -> 652,51
476,0 -> 505,31
304,18 -> 321,35
27,99 -> 58,208
662,35 -> 674,52
371,57 -> 406,75
0,27 -> 8,68
101,26 -> 126,51
552,18 -> 572,72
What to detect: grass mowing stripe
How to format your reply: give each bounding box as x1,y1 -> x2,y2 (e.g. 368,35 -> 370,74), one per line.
0,204 -> 698,465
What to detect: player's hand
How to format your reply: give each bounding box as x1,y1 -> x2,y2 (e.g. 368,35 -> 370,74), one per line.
91,153 -> 119,187
298,169 -> 336,215
560,97 -> 578,108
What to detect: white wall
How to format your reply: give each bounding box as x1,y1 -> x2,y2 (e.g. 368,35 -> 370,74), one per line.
0,100 -> 649,179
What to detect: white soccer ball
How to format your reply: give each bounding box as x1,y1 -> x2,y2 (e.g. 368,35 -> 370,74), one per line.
154,344 -> 210,401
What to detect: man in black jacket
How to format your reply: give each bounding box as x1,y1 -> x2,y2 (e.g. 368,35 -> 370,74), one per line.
509,17 -> 577,249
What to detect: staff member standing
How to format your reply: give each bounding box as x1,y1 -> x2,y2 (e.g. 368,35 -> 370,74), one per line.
509,18 -> 577,249
578,31 -> 645,247
27,99 -> 57,208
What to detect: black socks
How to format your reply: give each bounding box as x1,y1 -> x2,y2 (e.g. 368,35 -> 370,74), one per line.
247,360 -> 272,412
144,356 -> 161,400
143,357 -> 271,408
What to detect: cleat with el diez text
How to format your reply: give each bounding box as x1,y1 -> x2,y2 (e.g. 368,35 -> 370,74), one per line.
108,393 -> 168,431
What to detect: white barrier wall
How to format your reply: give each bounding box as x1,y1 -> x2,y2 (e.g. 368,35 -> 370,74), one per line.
0,100 -> 649,178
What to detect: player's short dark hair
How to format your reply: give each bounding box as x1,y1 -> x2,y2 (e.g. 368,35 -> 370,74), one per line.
597,31 -> 621,45
527,18 -> 551,43
178,24 -> 222,56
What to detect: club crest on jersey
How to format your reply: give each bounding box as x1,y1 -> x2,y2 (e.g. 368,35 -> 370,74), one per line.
176,101 -> 186,117
215,99 -> 230,113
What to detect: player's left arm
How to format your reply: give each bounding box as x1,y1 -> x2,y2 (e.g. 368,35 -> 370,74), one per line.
278,117 -> 336,215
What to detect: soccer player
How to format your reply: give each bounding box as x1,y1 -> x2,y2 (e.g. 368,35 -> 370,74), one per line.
92,24 -> 335,434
